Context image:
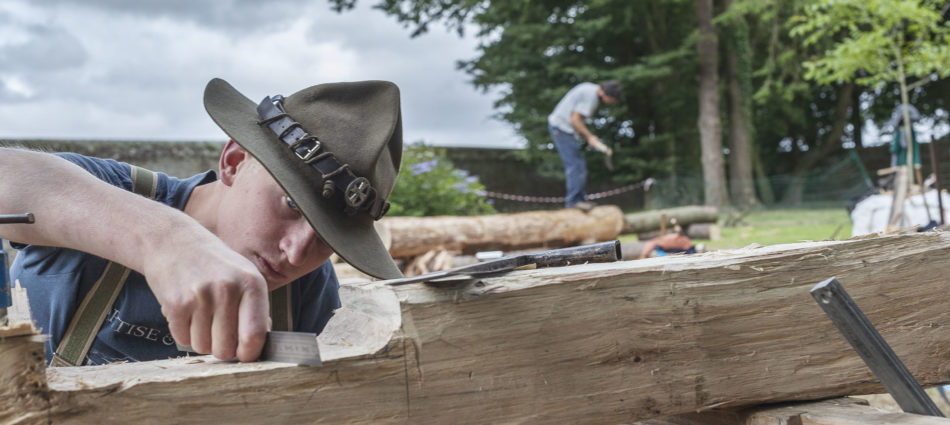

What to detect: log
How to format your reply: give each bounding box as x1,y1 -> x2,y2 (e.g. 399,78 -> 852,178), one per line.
383,205 -> 624,258
623,205 -> 719,234
685,222 -> 720,240
6,232 -> 950,424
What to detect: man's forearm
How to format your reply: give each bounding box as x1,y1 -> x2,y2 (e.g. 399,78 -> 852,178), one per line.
0,148 -> 208,273
0,148 -> 270,362
570,112 -> 593,142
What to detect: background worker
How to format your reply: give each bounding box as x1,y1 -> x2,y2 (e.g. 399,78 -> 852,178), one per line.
547,80 -> 623,211
0,77 -> 404,365
638,220 -> 697,259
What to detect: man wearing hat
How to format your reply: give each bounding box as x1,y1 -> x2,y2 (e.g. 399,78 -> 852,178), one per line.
0,78 -> 403,365
547,80 -> 622,211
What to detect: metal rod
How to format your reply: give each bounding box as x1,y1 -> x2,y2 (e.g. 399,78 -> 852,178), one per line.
0,213 -> 34,224
929,135 -> 945,225
810,277 -> 944,417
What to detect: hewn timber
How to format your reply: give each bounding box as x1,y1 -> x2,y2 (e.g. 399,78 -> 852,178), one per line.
383,205 -> 623,258
622,205 -> 719,234
5,232 -> 950,424
637,398 -> 950,425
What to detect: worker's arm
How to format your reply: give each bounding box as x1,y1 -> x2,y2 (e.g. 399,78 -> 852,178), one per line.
571,111 -> 612,155
0,148 -> 268,362
638,241 -> 658,259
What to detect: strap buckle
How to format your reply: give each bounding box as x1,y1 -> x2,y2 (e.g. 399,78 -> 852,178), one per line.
256,95 -> 391,220
294,139 -> 321,162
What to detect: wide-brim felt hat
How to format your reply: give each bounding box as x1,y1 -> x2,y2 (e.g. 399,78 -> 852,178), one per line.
204,78 -> 403,280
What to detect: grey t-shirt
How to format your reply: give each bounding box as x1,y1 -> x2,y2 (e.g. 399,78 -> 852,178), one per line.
547,82 -> 600,134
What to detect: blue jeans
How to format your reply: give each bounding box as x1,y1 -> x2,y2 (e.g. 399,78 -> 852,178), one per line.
549,125 -> 587,207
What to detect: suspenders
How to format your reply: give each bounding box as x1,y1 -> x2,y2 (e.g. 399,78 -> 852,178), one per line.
50,165 -> 292,367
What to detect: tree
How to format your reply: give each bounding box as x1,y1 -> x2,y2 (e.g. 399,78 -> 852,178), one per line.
722,0 -> 759,208
791,0 -> 950,178
695,0 -> 729,208
330,0 -> 705,204
328,0 -> 950,209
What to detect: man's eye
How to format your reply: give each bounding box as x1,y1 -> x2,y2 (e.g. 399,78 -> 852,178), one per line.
285,196 -> 300,211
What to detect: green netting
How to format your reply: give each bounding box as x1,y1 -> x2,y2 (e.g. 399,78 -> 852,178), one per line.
645,153 -> 876,209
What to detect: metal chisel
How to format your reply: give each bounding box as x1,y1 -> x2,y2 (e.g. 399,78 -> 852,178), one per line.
382,240 -> 622,286
177,330 -> 322,366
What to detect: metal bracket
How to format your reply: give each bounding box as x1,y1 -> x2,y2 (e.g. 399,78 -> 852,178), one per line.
810,277 -> 943,417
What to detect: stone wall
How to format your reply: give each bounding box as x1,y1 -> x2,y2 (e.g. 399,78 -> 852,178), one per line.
0,139 -> 622,213
0,139 -> 224,179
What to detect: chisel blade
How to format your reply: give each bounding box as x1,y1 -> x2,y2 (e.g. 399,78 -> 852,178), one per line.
176,330 -> 322,366
261,331 -> 322,366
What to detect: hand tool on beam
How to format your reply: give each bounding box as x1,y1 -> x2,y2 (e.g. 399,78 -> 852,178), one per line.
382,240 -> 622,286
1,213 -> 35,326
177,330 -> 322,366
0,213 -> 35,224
810,277 -> 944,417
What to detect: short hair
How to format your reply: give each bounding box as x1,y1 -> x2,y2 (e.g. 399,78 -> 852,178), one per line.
600,80 -> 622,99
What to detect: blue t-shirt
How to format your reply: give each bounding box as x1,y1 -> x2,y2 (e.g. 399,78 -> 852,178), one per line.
11,153 -> 341,365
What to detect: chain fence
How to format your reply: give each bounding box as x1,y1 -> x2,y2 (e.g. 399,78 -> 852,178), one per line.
484,179 -> 655,204
482,152 -> 880,211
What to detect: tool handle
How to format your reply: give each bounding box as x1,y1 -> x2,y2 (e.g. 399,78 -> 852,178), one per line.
0,238 -> 10,310
528,240 -> 621,268
0,213 -> 34,224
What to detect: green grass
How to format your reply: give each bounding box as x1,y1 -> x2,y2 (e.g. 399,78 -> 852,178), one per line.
703,207 -> 852,250
619,206 -> 853,250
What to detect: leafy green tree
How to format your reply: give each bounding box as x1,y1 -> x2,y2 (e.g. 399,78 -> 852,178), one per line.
331,0 -> 699,196
329,0 -> 950,209
791,0 -> 950,173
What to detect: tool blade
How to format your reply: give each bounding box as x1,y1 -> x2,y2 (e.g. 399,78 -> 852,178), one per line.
262,331 -> 322,366
176,331 -> 322,366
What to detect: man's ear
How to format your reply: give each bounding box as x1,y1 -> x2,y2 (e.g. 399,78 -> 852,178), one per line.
219,140 -> 250,187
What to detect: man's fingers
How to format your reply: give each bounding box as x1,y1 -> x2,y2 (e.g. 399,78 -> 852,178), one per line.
167,316 -> 192,348
211,288 -> 240,360
190,305 -> 213,354
235,279 -> 269,362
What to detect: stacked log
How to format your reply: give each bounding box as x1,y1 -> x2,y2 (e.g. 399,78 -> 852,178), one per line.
623,205 -> 720,240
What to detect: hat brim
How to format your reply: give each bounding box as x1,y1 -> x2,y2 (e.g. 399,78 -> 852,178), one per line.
203,78 -> 402,280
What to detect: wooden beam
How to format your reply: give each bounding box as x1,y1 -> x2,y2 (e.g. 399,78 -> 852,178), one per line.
639,398 -> 950,424
743,398 -> 949,425
6,232 -> 950,423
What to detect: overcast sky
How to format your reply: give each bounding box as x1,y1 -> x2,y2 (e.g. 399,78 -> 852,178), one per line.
0,0 -> 523,149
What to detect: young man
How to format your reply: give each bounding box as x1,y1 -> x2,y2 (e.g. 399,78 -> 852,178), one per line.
0,78 -> 403,365
547,80 -> 622,210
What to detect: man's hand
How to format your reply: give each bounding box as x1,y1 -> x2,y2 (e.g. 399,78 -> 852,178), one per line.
144,241 -> 269,363
587,135 -> 613,156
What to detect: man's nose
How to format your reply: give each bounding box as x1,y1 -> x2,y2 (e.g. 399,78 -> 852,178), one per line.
282,223 -> 318,266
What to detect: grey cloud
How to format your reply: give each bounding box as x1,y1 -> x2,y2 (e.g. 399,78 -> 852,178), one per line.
44,0 -> 319,36
0,22 -> 87,74
0,1 -> 520,147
